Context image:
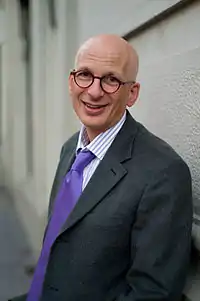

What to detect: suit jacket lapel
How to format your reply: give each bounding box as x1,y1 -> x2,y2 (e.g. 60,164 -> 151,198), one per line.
60,111 -> 139,233
61,156 -> 127,232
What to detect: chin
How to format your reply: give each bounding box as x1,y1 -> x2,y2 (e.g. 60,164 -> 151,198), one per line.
82,121 -> 108,135
80,114 -> 104,127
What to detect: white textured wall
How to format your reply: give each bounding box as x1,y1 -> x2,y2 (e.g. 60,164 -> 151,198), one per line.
0,0 -> 78,257
129,1 -> 200,210
0,0 -> 43,258
77,0 -> 182,43
0,8 -> 5,184
0,9 -> 5,43
1,1 -> 27,186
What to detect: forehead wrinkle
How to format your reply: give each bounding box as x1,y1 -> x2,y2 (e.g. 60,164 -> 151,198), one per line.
75,38 -> 126,66
77,52 -> 127,78
78,49 -> 124,64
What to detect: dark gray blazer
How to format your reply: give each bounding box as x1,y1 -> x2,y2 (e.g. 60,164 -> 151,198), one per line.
10,111 -> 193,301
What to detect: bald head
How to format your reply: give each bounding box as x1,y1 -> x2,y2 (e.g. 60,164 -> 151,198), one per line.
74,34 -> 139,81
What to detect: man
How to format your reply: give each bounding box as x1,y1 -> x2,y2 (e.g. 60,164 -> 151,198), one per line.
11,34 -> 192,301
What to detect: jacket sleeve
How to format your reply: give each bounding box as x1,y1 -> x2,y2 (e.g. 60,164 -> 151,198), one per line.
115,159 -> 193,301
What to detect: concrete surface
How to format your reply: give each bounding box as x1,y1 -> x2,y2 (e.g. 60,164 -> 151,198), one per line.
0,187 -> 33,301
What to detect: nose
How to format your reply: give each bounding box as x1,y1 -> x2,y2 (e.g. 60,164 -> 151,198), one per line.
87,78 -> 104,98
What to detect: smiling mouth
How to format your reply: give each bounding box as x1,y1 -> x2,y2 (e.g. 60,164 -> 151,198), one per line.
82,101 -> 108,109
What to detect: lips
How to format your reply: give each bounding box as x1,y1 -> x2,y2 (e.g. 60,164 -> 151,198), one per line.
82,101 -> 107,109
81,100 -> 108,116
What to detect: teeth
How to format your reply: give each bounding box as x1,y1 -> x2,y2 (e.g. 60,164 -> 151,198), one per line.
86,104 -> 102,109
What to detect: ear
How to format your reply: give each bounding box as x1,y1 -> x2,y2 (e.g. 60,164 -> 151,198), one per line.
68,73 -> 73,95
127,82 -> 140,108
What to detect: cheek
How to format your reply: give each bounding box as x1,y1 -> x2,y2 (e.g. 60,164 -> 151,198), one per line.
111,92 -> 128,111
70,85 -> 83,102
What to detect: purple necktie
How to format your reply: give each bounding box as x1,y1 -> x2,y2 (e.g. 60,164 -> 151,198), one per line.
27,150 -> 95,301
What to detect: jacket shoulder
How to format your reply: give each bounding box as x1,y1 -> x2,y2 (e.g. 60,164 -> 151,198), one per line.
134,121 -> 191,176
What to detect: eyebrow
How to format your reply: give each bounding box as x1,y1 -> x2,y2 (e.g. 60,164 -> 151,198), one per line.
76,67 -> 92,72
105,71 -> 122,79
76,67 -> 123,79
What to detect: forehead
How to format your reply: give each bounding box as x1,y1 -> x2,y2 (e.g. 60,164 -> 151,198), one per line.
76,44 -> 128,76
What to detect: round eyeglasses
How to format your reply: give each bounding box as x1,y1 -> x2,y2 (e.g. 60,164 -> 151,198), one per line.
70,70 -> 135,94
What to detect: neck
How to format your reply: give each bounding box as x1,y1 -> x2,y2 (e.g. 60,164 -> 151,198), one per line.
86,129 -> 102,142
85,112 -> 127,142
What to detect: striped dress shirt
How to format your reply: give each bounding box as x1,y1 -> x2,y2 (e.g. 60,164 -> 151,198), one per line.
76,111 -> 126,190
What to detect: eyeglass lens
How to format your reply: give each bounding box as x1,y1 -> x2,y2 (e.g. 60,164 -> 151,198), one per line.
74,71 -> 121,93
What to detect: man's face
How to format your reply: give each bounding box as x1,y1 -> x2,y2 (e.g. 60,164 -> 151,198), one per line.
69,41 -> 139,140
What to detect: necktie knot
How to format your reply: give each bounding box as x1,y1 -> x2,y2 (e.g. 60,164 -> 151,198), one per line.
71,150 -> 95,172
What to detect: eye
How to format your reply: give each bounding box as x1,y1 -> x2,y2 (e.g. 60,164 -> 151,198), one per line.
76,70 -> 93,80
103,75 -> 120,86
